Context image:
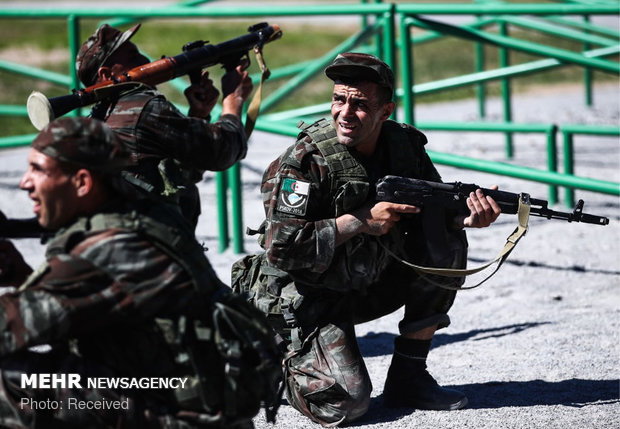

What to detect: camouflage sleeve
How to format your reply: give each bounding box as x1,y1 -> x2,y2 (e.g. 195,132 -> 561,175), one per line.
261,144 -> 337,274
0,230 -> 194,357
138,97 -> 248,171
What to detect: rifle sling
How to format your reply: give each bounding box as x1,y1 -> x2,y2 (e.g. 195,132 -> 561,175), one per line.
244,46 -> 271,138
380,193 -> 531,290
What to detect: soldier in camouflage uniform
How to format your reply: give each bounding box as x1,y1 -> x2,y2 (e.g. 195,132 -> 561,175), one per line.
232,53 -> 501,426
0,117 -> 252,428
76,23 -> 253,228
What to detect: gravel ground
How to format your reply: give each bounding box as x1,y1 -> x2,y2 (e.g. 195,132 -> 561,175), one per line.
1,82 -> 618,429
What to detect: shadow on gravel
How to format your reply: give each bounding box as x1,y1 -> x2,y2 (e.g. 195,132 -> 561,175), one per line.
468,256 -> 620,275
358,323 -> 547,358
461,378 -> 619,409
343,379 -> 618,426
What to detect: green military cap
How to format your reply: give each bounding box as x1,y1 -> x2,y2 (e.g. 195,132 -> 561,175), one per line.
324,52 -> 395,97
31,116 -> 133,173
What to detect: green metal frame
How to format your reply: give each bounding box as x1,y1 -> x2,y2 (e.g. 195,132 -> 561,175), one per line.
0,1 -> 618,253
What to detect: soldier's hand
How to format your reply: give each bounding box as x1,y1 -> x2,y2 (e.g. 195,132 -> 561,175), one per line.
461,185 -> 502,228
185,70 -> 220,119
221,64 -> 253,118
0,240 -> 33,286
336,202 -> 419,246
358,202 -> 420,236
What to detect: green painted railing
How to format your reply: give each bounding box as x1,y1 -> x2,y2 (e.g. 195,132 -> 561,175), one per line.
0,1 -> 618,253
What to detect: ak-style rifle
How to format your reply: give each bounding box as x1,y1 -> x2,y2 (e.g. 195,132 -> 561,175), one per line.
27,22 -> 282,130
375,175 -> 609,226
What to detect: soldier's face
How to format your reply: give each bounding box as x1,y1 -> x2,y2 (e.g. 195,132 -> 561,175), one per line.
103,41 -> 149,78
20,149 -> 80,229
331,82 -> 394,156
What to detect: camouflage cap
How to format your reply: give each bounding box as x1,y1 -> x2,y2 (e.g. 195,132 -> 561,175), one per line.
76,23 -> 141,87
324,52 -> 394,96
32,117 -> 133,173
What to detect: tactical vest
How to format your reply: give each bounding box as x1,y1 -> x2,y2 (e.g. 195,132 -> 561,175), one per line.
297,118 -> 429,216
92,88 -> 195,208
285,119 -> 434,292
24,207 -> 283,425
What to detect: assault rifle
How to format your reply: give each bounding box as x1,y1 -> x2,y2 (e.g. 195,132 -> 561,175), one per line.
375,175 -> 609,226
0,211 -> 51,241
27,22 -> 282,130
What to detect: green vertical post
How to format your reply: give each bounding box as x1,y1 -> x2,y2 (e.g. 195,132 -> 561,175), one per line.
583,15 -> 593,106
372,0 -> 384,57
475,17 -> 486,119
400,15 -> 414,125
360,0 -> 369,29
67,15 -> 82,117
546,125 -> 558,205
499,21 -> 513,158
562,130 -> 575,208
215,171 -> 229,252
228,162 -> 244,254
381,8 -> 396,120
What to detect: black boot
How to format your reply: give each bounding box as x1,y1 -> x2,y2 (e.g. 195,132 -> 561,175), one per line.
383,337 -> 468,410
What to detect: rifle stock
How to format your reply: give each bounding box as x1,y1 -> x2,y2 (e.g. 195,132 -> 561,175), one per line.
375,175 -> 610,226
27,22 -> 283,130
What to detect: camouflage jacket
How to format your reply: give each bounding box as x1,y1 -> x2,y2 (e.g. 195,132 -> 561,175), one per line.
92,87 -> 248,224
259,119 -> 441,290
0,201 -> 223,374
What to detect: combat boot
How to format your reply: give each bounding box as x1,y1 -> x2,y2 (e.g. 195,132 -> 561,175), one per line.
382,337 -> 468,410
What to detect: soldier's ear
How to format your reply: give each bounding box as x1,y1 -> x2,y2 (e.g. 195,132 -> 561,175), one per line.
97,67 -> 113,82
381,101 -> 395,120
72,169 -> 94,198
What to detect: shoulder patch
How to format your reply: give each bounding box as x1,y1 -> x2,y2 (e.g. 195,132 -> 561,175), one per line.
276,177 -> 310,216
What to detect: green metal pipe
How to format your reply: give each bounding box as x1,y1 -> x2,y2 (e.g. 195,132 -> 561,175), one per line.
427,150 -> 619,196
400,14 -> 414,124
500,15 -> 618,47
227,162 -> 244,254
498,22 -> 514,159
562,130 -> 576,207
409,17 -> 620,74
0,59 -> 72,86
0,134 -> 37,148
560,125 -> 620,207
261,104 -> 331,122
396,4 -> 620,15
0,105 -> 28,116
215,171 -> 229,252
546,15 -> 620,38
68,15 -> 83,117
410,16 -> 500,45
260,24 -> 380,113
254,120 -> 300,137
381,9 -> 396,120
106,0 -> 216,27
560,124 -> 620,135
0,4 -> 393,18
396,45 -> 620,96
546,127 -> 559,205
418,121 -> 554,133
475,26 -> 487,119
582,15 -> 593,106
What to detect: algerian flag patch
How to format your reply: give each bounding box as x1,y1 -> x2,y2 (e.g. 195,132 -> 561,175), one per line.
277,177 -> 310,216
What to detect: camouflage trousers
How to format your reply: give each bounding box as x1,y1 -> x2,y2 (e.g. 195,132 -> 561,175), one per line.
0,347 -> 253,429
279,260 -> 458,427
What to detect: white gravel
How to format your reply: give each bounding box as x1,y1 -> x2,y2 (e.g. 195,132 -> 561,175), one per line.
1,82 -> 618,429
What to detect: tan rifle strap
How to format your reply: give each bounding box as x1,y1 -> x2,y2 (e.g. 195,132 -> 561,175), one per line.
244,46 -> 271,138
380,193 -> 532,290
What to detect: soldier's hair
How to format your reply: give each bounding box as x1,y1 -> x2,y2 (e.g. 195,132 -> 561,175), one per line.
57,159 -> 137,200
